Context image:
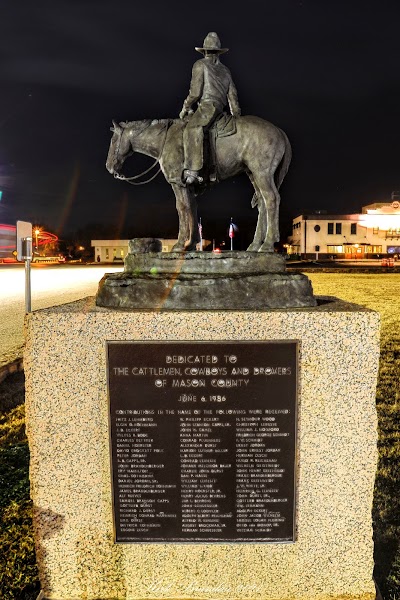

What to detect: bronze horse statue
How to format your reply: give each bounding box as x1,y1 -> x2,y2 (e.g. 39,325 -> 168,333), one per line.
106,115 -> 291,252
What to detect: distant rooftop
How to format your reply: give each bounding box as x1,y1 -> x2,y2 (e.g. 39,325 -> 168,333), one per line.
294,199 -> 400,219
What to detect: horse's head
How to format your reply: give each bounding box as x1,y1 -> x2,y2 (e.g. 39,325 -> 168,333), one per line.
106,120 -> 131,177
106,119 -> 154,178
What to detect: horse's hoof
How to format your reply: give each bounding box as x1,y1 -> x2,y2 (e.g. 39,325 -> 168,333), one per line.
258,246 -> 274,253
246,243 -> 261,252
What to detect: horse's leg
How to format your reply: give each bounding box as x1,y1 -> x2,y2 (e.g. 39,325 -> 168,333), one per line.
170,185 -> 200,251
246,173 -> 266,252
254,172 -> 280,253
184,187 -> 200,251
171,184 -> 190,251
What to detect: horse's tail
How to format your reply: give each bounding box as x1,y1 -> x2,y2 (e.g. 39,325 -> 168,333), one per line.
276,128 -> 292,190
251,128 -> 292,208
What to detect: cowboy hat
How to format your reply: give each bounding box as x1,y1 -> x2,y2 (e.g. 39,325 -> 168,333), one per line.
195,32 -> 228,54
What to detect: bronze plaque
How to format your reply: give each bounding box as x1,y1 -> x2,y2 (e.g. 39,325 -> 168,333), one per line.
107,341 -> 298,543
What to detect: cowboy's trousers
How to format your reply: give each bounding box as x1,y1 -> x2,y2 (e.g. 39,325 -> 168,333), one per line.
183,101 -> 220,171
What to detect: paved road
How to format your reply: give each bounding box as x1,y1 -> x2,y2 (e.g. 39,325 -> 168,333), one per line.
0,264 -> 123,367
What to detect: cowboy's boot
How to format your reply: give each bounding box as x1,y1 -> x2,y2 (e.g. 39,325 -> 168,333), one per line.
183,169 -> 204,185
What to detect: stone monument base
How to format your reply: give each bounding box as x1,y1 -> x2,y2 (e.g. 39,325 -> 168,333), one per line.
24,296 -> 379,600
96,251 -> 317,309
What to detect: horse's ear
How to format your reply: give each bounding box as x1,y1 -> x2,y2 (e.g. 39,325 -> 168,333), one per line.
112,119 -> 121,132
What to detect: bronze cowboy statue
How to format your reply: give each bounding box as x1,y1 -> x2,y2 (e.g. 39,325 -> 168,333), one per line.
180,32 -> 241,185
106,33 -> 292,253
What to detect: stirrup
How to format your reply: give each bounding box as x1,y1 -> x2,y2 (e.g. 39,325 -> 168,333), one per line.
183,169 -> 203,185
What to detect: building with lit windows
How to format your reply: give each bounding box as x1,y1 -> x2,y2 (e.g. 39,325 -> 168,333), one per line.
92,238 -> 210,262
287,197 -> 400,259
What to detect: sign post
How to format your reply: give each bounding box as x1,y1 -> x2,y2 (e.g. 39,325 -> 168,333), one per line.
16,220 -> 33,313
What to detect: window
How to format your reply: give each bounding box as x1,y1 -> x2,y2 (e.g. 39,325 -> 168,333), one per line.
351,223 -> 357,235
373,227 -> 379,235
335,223 -> 342,235
327,245 -> 344,253
314,225 -> 320,232
328,223 -> 334,234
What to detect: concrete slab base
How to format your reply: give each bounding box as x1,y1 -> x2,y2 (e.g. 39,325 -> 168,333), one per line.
96,251 -> 316,309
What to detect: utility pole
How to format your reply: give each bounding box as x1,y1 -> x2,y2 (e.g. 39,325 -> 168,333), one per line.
303,216 -> 308,259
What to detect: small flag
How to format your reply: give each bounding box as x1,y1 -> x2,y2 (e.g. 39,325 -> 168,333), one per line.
229,218 -> 238,238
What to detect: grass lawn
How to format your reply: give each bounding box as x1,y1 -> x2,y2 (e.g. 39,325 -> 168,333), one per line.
308,273 -> 400,599
0,273 -> 399,599
0,372 -> 39,600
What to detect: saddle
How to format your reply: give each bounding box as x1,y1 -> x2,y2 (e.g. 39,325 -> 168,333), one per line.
207,113 -> 237,182
163,113 -> 237,188
212,112 -> 237,138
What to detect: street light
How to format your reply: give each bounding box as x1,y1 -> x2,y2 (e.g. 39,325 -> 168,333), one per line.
34,228 -> 40,251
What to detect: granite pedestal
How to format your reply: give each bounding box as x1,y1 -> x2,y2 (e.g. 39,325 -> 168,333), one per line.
24,296 -> 379,600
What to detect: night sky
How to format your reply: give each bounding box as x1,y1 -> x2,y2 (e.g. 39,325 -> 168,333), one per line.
1,0 -> 400,245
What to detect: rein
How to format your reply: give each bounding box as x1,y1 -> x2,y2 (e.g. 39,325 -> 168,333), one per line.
114,120 -> 170,186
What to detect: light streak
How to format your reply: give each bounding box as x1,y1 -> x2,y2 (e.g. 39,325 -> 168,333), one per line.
115,192 -> 128,240
36,231 -> 59,246
57,165 -> 80,234
0,224 -> 16,251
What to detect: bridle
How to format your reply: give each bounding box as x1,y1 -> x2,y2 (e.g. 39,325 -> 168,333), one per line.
112,120 -> 170,185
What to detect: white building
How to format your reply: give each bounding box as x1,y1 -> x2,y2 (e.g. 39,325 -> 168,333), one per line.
92,239 -> 210,262
287,199 -> 400,259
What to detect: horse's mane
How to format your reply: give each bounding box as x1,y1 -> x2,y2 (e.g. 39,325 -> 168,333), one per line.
120,118 -> 171,129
